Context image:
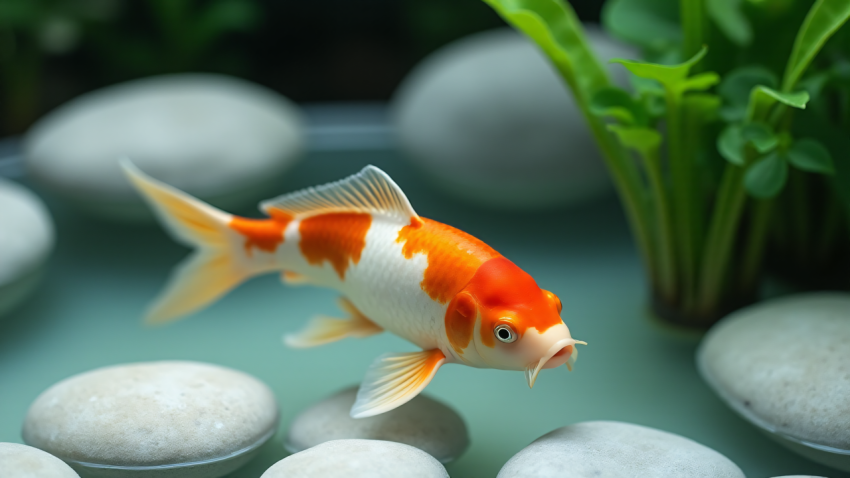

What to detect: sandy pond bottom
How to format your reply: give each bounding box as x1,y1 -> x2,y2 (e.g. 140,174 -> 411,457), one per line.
0,149 -> 846,478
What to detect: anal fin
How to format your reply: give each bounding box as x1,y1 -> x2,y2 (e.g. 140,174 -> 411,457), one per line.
283,298 -> 382,348
350,349 -> 445,418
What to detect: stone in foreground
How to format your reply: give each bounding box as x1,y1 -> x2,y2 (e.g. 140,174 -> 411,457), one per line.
498,421 -> 744,478
261,439 -> 448,478
285,386 -> 468,463
24,74 -> 304,221
698,293 -> 850,471
22,361 -> 279,478
0,442 -> 79,478
0,179 -> 53,318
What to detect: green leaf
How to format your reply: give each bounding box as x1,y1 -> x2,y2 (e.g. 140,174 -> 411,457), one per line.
782,0 -> 850,92
718,125 -> 746,165
682,72 -> 721,91
706,0 -> 752,46
746,86 -> 809,121
601,0 -> 681,53
612,46 -> 707,90
483,0 -> 611,105
607,125 -> 663,157
590,87 -> 648,125
742,123 -> 779,153
745,151 -> 789,198
190,0 -> 259,51
787,138 -> 835,174
718,66 -> 778,121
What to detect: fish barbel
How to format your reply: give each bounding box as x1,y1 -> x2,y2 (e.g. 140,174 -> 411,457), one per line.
124,163 -> 585,418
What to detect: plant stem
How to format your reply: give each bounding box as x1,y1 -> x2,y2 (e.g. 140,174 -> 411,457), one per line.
681,0 -> 707,61
585,116 -> 658,282
739,198 -> 774,292
642,144 -> 677,302
697,163 -> 747,316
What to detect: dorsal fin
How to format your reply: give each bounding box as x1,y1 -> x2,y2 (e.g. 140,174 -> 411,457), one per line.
260,165 -> 420,224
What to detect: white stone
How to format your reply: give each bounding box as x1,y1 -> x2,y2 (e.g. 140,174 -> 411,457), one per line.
698,292 -> 850,472
393,26 -> 637,210
22,361 -> 279,478
0,179 -> 53,317
285,386 -> 468,463
261,439 -> 448,478
497,421 -> 744,477
0,442 -> 79,478
24,74 -> 304,221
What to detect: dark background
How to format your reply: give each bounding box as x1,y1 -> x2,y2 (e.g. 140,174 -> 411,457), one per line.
0,0 -> 605,135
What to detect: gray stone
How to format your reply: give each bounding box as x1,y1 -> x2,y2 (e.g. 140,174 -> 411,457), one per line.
0,442 -> 79,478
393,26 -> 637,210
261,439 -> 448,478
285,386 -> 468,463
698,292 -> 850,472
497,421 -> 744,478
0,179 -> 53,317
23,361 -> 279,478
24,74 -> 304,221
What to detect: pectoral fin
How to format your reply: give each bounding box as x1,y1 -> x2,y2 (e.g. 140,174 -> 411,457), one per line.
283,298 -> 382,348
350,349 -> 445,418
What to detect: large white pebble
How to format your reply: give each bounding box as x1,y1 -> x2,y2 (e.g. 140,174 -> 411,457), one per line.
24,74 -> 304,221
393,26 -> 636,209
0,442 -> 80,478
285,386 -> 468,463
698,292 -> 850,471
497,421 -> 744,477
22,361 -> 279,478
0,179 -> 53,317
261,439 -> 448,478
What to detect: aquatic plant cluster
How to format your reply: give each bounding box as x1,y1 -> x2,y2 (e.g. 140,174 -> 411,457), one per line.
483,0 -> 850,326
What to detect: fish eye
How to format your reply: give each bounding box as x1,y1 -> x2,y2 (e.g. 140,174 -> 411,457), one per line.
494,324 -> 517,343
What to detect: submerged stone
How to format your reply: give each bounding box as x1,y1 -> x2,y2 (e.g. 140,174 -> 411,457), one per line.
22,361 -> 279,478
24,74 -> 304,221
393,26 -> 636,210
0,442 -> 79,478
285,385 -> 468,463
497,421 -> 744,478
261,439 -> 448,478
0,179 -> 53,318
698,293 -> 850,471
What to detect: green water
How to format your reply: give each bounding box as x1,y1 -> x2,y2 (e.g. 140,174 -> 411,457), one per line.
1,150 -> 845,478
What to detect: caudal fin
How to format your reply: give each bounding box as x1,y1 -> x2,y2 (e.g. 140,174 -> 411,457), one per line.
122,160 -> 249,324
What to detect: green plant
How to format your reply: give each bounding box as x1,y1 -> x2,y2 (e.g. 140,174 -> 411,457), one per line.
481,0 -> 850,326
0,0 -> 117,132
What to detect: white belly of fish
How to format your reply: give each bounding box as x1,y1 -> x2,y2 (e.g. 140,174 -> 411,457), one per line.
276,218 -> 447,351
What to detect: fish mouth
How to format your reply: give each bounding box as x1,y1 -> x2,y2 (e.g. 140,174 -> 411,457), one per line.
525,338 -> 587,388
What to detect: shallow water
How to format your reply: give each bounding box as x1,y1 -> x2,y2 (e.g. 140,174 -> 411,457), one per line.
0,147 -> 846,478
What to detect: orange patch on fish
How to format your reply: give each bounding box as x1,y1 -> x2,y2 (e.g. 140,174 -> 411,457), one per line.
445,292 -> 476,354
229,212 -> 292,256
396,218 -> 501,304
467,257 -> 564,348
299,212 -> 372,279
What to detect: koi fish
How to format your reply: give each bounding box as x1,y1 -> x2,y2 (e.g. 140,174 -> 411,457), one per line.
123,162 -> 585,418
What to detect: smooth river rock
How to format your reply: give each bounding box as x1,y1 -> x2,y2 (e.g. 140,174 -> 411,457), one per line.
698,292 -> 850,471
393,25 -> 636,210
497,421 -> 744,477
261,439 -> 448,478
24,74 -> 304,221
285,386 -> 468,463
0,442 -> 80,478
22,361 -> 279,478
0,179 -> 53,318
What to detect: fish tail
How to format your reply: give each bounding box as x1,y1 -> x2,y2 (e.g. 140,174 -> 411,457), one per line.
121,160 -> 250,324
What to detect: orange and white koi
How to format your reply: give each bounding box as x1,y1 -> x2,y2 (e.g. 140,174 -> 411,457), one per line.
123,163 -> 586,418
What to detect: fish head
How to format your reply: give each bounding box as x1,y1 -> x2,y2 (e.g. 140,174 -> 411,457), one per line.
445,257 -> 585,387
